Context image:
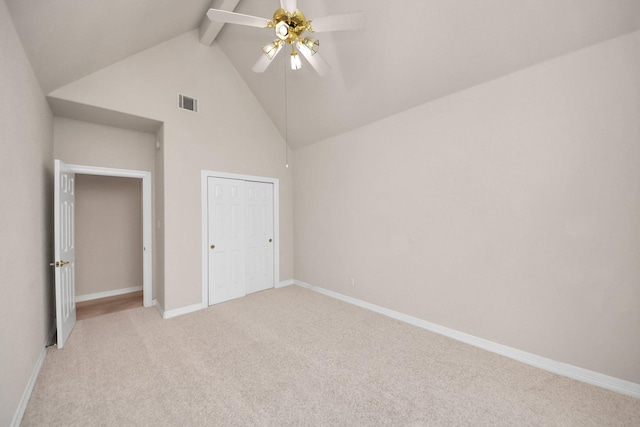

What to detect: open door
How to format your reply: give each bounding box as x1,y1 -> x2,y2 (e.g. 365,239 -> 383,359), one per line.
54,159 -> 76,348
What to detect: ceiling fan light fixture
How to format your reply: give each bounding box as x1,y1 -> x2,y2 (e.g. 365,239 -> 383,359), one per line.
262,40 -> 282,59
301,37 -> 319,55
290,50 -> 302,70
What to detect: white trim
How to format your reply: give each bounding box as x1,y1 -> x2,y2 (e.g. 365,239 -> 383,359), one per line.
155,298 -> 204,320
66,164 -> 153,308
161,303 -> 206,320
10,348 -> 48,427
11,326 -> 56,427
75,286 -> 143,303
294,280 -> 640,399
276,279 -> 294,289
201,170 -> 280,308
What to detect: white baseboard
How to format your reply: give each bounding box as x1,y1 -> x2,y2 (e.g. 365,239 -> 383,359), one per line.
160,302 -> 205,320
276,279 -> 295,289
11,325 -> 56,427
157,280 -> 293,320
294,280 -> 640,399
75,286 -> 143,303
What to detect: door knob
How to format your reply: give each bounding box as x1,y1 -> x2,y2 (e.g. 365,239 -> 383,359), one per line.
51,260 -> 70,268
210,244 -> 215,249
268,239 -> 272,243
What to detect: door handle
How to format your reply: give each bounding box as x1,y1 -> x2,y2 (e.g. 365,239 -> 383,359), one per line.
51,261 -> 70,268
268,239 -> 272,243
210,244 -> 215,249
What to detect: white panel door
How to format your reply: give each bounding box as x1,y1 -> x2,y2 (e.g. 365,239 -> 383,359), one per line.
54,160 -> 76,348
208,177 -> 246,305
245,181 -> 274,294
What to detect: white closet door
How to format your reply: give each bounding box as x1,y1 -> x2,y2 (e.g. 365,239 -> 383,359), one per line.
245,181 -> 274,294
207,177 -> 246,305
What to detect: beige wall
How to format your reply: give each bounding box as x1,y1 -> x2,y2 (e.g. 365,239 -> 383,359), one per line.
75,175 -> 143,297
49,30 -> 294,311
53,117 -> 155,172
0,1 -> 54,424
293,31 -> 640,384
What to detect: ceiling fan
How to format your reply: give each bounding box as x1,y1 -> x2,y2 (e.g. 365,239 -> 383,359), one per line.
207,0 -> 364,76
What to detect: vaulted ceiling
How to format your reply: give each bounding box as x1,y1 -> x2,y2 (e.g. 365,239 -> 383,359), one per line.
6,0 -> 640,148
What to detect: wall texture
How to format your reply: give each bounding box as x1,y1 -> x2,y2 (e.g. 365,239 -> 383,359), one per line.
0,1 -> 54,424
49,30 -> 294,311
53,117 -> 156,172
293,31 -> 640,384
75,175 -> 143,297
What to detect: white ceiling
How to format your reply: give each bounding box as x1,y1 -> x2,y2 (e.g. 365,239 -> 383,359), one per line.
6,0 -> 213,94
7,0 -> 640,148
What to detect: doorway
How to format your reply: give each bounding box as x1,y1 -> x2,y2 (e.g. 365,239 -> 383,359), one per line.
67,164 -> 153,307
74,174 -> 143,319
54,161 -> 153,347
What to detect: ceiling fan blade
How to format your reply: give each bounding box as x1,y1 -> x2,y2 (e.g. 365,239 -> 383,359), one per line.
310,11 -> 365,33
280,0 -> 297,12
252,46 -> 283,73
296,41 -> 331,76
206,9 -> 270,28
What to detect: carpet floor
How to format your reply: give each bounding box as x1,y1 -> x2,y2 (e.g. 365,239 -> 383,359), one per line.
22,285 -> 640,426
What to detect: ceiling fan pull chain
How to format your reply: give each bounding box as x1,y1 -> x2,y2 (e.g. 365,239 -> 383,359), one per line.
284,56 -> 289,168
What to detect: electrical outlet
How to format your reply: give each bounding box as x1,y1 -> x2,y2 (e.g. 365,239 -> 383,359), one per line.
350,278 -> 356,287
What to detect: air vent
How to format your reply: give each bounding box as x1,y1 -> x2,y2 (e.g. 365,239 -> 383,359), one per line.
178,94 -> 198,113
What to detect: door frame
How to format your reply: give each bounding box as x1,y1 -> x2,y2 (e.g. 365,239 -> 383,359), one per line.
67,164 -> 153,308
201,170 -> 279,307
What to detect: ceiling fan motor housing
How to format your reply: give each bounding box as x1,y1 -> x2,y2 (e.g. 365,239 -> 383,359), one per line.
271,8 -> 310,44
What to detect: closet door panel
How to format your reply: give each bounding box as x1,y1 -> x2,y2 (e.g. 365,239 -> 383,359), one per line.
207,177 -> 246,305
246,181 -> 274,294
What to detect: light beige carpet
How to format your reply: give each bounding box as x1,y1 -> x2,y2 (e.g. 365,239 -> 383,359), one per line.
22,286 -> 639,426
